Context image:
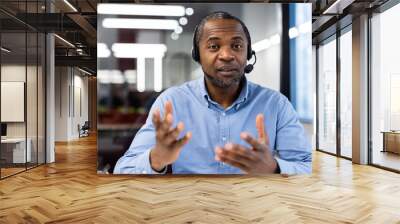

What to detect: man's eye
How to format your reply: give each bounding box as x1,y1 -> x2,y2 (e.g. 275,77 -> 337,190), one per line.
233,44 -> 243,49
208,44 -> 219,50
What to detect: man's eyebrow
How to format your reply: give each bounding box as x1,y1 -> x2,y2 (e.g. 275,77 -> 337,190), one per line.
206,36 -> 220,42
206,36 -> 245,42
232,36 -> 245,41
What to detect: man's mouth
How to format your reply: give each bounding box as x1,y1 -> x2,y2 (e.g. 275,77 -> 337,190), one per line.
216,66 -> 238,76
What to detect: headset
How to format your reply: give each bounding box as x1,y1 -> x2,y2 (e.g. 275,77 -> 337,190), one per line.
191,14 -> 257,74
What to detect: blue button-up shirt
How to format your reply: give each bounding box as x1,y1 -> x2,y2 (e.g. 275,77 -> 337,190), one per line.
114,77 -> 312,175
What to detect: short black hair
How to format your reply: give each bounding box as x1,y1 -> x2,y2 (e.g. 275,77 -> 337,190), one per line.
192,11 -> 253,62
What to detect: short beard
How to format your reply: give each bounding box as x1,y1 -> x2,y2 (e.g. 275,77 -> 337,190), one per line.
204,72 -> 243,89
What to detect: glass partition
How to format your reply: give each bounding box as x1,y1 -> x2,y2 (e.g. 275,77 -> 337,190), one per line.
317,36 -> 337,155
339,28 -> 352,158
0,0 -> 46,179
1,30 -> 28,177
370,3 -> 400,171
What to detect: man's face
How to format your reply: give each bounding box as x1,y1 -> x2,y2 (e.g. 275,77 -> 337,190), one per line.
198,19 -> 248,89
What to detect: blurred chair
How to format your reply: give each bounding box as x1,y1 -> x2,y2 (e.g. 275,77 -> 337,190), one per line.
79,121 -> 90,138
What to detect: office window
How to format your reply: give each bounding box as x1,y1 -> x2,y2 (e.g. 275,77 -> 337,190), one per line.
0,1 -> 46,179
339,29 -> 352,158
289,4 -> 313,122
371,3 -> 400,171
317,37 -> 337,154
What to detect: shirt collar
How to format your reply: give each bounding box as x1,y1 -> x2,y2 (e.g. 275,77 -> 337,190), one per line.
198,76 -> 249,110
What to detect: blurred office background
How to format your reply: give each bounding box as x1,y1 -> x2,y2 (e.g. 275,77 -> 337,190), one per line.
96,3 -> 313,174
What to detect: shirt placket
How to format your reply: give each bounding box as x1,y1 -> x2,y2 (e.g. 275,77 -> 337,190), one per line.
220,111 -> 228,169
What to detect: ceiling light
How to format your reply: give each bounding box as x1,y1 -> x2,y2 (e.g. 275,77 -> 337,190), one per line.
179,17 -> 188,26
174,26 -> 183,34
97,43 -> 111,58
1,47 -> 11,53
171,32 -> 179,40
111,70 -> 125,84
185,8 -> 194,16
252,39 -> 271,52
299,22 -> 312,34
137,58 -> 145,92
124,70 -> 137,84
103,18 -> 179,31
78,67 -> 92,76
98,70 -> 125,84
322,0 -> 354,15
54,34 -> 75,48
63,0 -> 78,12
98,70 -> 111,84
154,57 -> 163,92
98,4 -> 185,17
112,43 -> 167,58
289,27 -> 299,39
270,34 -> 281,45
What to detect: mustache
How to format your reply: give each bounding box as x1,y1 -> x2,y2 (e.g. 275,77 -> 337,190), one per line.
216,65 -> 239,72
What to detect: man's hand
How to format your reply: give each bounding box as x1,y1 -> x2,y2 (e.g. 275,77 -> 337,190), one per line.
214,114 -> 279,174
150,101 -> 192,171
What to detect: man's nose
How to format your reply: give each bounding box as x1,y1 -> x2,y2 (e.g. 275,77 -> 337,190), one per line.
217,47 -> 234,61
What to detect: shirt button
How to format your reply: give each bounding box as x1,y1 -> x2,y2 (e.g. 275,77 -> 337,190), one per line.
222,137 -> 226,141
222,112 -> 226,116
142,170 -> 147,174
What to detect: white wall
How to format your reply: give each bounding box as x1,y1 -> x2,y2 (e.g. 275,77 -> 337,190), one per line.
242,4 -> 282,91
55,67 -> 89,141
1,65 -> 32,138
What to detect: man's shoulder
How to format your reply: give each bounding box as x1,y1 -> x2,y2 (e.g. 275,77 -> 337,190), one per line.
247,81 -> 287,103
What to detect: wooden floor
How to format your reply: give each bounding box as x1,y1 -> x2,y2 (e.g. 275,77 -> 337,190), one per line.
1,135 -> 400,223
1,167 -> 26,178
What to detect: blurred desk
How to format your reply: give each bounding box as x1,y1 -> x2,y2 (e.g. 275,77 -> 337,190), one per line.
382,131 -> 400,154
1,138 -> 31,163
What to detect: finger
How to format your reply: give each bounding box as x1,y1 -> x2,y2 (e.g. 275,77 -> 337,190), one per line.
240,132 -> 267,152
164,101 -> 173,120
160,113 -> 173,137
221,159 -> 250,173
164,122 -> 185,145
161,101 -> 173,130
223,143 -> 255,162
215,148 -> 250,173
256,114 -> 265,143
256,114 -> 270,145
215,144 -> 253,169
152,108 -> 161,130
172,131 -> 192,149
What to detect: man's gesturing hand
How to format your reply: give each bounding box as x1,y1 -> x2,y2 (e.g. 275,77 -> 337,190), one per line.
214,114 -> 279,174
150,101 -> 192,172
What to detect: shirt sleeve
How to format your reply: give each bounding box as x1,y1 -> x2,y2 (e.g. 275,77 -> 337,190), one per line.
113,95 -> 168,175
274,96 -> 312,175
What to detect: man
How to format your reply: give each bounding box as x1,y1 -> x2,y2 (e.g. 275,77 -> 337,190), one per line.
114,11 -> 312,175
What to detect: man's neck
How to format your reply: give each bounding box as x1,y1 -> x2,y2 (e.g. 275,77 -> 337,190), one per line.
204,77 -> 243,109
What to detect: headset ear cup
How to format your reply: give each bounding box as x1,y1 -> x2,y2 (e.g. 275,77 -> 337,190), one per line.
191,47 -> 198,62
192,24 -> 200,63
247,49 -> 254,60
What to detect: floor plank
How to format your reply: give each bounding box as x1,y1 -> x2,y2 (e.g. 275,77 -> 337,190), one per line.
1,134 -> 400,223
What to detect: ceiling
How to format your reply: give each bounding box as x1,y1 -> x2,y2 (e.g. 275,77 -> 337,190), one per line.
0,0 -> 394,74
